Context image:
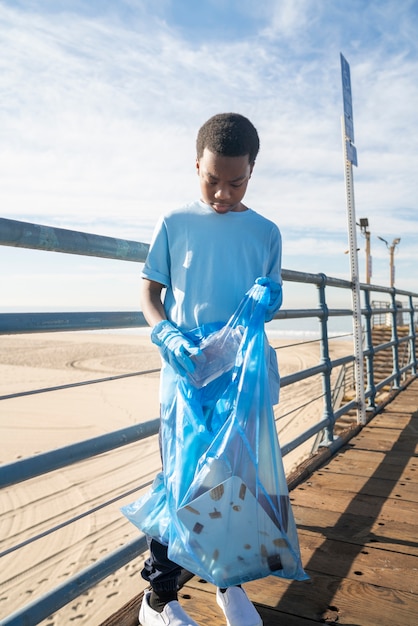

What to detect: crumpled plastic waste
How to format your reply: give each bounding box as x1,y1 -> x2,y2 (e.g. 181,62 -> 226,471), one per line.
187,325 -> 244,388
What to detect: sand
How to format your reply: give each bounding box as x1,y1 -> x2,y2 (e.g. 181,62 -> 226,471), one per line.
0,332 -> 352,625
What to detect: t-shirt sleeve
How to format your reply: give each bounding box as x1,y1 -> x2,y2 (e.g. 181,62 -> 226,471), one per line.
263,225 -> 283,320
141,217 -> 171,287
267,225 -> 282,285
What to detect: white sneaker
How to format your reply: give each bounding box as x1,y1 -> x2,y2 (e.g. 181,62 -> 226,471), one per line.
216,587 -> 262,626
139,590 -> 200,626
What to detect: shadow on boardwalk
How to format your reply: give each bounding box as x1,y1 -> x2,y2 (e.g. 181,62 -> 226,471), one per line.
259,377 -> 418,625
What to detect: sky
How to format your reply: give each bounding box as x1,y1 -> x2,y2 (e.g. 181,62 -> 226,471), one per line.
1,0 -> 418,315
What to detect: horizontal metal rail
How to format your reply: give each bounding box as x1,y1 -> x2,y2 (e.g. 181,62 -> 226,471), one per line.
2,536 -> 148,626
0,217 -> 149,262
1,216 -> 418,625
0,419 -> 160,489
0,368 -> 160,401
0,311 -> 146,334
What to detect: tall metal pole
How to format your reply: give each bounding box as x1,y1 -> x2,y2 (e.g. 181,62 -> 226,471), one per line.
377,236 -> 401,288
340,54 -> 366,425
365,229 -> 371,284
390,244 -> 395,288
389,238 -> 400,287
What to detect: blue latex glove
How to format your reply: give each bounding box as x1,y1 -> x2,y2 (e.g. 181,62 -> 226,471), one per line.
151,320 -> 202,376
255,276 -> 283,322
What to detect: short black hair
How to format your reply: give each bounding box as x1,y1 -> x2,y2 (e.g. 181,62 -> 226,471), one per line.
196,113 -> 260,164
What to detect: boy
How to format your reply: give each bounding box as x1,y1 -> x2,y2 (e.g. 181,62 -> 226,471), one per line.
139,113 -> 282,626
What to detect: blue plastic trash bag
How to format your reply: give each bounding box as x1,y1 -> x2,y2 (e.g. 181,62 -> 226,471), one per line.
122,281 -> 308,587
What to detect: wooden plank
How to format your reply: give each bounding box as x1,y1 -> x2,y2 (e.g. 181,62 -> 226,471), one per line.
243,571 -> 418,626
380,394 -> 418,414
297,533 -> 418,593
367,412 -> 417,429
296,470 -> 418,502
369,409 -> 418,423
180,579 -> 319,625
290,484 -> 417,525
367,415 -> 417,430
361,420 -> 418,438
348,430 -> 418,454
293,504 -> 418,556
318,448 -> 418,481
256,605 -> 319,625
177,585 -> 223,625
183,544 -> 418,624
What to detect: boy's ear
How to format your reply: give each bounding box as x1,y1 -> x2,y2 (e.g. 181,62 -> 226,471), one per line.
195,158 -> 200,175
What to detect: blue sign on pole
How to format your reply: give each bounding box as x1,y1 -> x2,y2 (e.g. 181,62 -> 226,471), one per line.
346,140 -> 358,167
340,53 -> 357,166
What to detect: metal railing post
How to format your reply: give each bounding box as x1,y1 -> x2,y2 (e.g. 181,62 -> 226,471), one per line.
407,295 -> 417,376
317,274 -> 335,446
363,288 -> 376,408
390,289 -> 401,389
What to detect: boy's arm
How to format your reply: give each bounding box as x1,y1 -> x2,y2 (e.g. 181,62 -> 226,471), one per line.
140,278 -> 167,327
141,278 -> 201,376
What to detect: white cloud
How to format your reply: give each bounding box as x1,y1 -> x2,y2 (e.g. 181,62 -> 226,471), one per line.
260,0 -> 316,40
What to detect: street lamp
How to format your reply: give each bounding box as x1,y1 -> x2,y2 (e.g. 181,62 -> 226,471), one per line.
358,218 -> 371,284
377,236 -> 401,288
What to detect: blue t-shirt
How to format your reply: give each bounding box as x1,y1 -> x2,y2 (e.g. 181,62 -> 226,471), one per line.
142,200 -> 282,332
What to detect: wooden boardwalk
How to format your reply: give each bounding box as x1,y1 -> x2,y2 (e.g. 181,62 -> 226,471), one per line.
103,378 -> 418,626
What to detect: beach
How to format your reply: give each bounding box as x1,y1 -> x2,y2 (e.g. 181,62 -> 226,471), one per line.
0,332 -> 351,625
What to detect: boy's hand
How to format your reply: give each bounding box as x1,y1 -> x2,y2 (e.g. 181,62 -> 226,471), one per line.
151,320 -> 201,376
255,277 -> 283,321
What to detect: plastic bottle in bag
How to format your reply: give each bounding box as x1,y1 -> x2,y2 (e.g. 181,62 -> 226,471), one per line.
188,325 -> 244,388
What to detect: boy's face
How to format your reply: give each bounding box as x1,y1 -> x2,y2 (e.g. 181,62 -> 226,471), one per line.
196,148 -> 254,214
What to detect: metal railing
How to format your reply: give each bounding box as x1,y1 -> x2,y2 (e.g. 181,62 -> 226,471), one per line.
1,216 -> 417,625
